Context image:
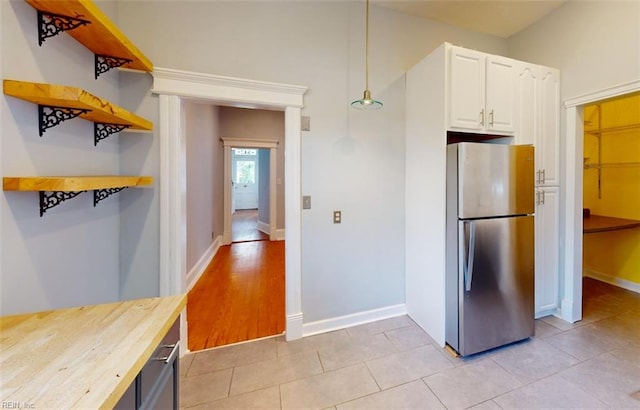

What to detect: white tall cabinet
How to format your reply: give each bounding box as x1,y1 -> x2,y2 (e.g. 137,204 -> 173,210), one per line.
516,63 -> 561,317
406,43 -> 561,345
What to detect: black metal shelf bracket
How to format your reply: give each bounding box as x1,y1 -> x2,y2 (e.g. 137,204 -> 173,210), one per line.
39,105 -> 91,137
94,187 -> 127,206
37,11 -> 91,46
95,54 -> 132,79
39,191 -> 85,217
94,123 -> 131,145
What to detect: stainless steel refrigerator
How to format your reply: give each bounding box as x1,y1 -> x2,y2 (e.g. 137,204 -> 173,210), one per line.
445,142 -> 535,356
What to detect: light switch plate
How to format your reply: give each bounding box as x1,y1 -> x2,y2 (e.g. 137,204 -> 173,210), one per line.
302,195 -> 311,209
301,116 -> 310,131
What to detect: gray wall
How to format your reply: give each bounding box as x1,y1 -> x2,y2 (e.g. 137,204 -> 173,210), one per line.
116,1 -> 508,323
185,102 -> 223,272
1,1 -> 123,314
219,107 -> 285,230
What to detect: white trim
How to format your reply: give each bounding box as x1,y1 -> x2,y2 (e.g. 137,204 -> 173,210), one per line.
186,235 -> 223,292
584,269 -> 640,294
221,138 -> 279,148
286,313 -> 304,341
153,67 -> 307,341
284,106 -> 303,339
562,80 -> 640,324
273,229 -> 286,241
153,67 -> 306,109
564,79 -> 640,108
302,304 -> 408,337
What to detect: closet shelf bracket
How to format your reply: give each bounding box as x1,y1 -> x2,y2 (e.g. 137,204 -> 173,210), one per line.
37,11 -> 90,46
94,187 -> 127,206
39,105 -> 91,137
94,123 -> 131,145
95,54 -> 132,79
39,190 -> 85,217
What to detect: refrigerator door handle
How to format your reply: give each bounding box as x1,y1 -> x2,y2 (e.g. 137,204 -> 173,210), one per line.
464,221 -> 476,292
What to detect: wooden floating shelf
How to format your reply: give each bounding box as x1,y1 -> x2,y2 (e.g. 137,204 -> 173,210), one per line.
25,0 -> 153,74
3,176 -> 153,192
3,176 -> 153,217
4,80 -> 153,131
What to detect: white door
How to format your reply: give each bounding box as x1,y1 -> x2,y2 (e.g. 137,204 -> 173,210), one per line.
537,67 -> 560,186
515,62 -> 539,146
449,46 -> 486,131
535,186 -> 560,317
232,148 -> 259,210
485,55 -> 516,134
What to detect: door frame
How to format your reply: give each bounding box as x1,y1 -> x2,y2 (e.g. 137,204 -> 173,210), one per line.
562,79 -> 640,323
152,68 -> 307,350
222,138 -> 279,243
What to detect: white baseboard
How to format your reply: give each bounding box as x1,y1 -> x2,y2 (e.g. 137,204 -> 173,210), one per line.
257,220 -> 270,235
584,269 -> 640,294
273,228 -> 285,241
186,235 -> 223,291
302,304 -> 408,337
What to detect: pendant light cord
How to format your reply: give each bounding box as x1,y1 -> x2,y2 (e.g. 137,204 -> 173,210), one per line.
365,0 -> 370,91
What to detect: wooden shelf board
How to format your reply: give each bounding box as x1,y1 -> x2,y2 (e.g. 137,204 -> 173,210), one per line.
3,80 -> 152,131
583,214 -> 640,234
25,0 -> 153,72
3,176 -> 153,192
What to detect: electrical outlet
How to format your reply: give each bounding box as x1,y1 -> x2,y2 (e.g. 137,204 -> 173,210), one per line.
333,211 -> 341,224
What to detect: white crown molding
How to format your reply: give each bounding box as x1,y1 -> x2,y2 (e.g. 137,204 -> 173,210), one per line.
564,79 -> 640,108
152,67 -> 307,108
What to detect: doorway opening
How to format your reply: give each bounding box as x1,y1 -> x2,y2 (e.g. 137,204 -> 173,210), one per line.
563,79 -> 640,324
153,68 -> 307,354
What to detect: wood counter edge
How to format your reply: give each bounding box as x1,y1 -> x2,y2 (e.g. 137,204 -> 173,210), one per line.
100,294 -> 187,409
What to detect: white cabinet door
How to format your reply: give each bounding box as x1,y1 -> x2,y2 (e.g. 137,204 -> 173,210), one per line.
485,56 -> 516,133
449,46 -> 485,131
535,186 -> 560,316
515,63 -> 539,145
537,67 -> 560,186
448,46 -> 516,135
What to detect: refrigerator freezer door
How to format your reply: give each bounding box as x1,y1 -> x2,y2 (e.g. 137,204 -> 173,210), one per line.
458,215 -> 534,356
457,143 -> 534,219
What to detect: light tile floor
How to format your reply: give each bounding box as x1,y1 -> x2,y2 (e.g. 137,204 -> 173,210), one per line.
179,278 -> 640,409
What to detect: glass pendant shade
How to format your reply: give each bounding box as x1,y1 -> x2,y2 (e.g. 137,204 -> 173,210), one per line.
351,89 -> 383,110
351,0 -> 382,110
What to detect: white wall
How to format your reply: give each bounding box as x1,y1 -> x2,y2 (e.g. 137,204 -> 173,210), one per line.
117,1 -> 507,324
185,102 -> 222,272
0,1 -> 122,314
508,1 -> 640,101
258,148 -> 271,226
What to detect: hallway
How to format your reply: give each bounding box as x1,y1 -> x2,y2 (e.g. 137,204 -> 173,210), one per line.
187,239 -> 285,351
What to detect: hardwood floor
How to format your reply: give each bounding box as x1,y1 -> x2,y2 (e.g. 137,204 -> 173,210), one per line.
187,240 -> 285,351
232,209 -> 269,242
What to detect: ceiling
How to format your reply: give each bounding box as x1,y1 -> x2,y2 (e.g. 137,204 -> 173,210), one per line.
373,0 -> 567,38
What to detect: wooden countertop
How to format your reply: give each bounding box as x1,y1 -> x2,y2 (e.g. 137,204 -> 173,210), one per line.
584,214 -> 640,233
0,294 -> 186,409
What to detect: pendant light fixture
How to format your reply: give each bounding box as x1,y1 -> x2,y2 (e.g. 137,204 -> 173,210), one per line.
351,0 -> 383,110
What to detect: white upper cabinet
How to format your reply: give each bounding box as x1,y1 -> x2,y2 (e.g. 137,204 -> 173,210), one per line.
537,67 -> 561,186
515,63 -> 539,145
448,46 -> 516,135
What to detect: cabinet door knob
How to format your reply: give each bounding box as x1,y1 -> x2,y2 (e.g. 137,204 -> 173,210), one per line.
479,109 -> 484,126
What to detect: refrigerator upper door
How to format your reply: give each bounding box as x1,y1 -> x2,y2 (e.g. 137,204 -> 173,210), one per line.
457,143 -> 534,219
458,215 -> 535,356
